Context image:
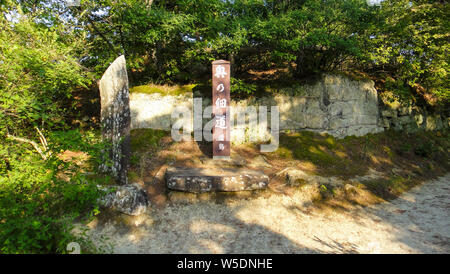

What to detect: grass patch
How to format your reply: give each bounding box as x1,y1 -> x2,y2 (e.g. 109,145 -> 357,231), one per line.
130,84 -> 196,96
309,174 -> 426,211
129,128 -> 171,179
270,129 -> 450,179
358,175 -> 418,200
130,128 -> 170,153
272,131 -> 364,177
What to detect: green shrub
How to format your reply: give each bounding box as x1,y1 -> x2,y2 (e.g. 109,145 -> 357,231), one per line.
414,142 -> 437,158
130,128 -> 169,153
230,77 -> 257,95
0,130 -> 108,254
0,7 -> 107,254
396,142 -> 412,155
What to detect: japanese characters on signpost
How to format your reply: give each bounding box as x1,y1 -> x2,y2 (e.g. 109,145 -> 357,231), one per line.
212,60 -> 231,160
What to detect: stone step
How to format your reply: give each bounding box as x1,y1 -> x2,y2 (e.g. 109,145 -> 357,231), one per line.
165,167 -> 269,193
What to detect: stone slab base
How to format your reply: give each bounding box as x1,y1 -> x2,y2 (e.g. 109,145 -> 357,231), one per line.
165,167 -> 269,193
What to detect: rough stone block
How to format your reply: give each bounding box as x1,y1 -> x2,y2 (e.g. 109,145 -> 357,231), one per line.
426,115 -> 438,131
414,114 -> 424,126
305,114 -> 327,129
98,183 -> 149,216
381,117 -> 390,128
165,167 -> 269,193
398,105 -> 412,116
381,109 -> 397,118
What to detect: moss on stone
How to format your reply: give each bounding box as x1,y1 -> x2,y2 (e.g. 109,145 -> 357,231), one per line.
130,84 -> 196,96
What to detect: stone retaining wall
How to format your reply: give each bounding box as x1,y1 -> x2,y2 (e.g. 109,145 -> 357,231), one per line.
130,74 -> 448,143
379,101 -> 449,132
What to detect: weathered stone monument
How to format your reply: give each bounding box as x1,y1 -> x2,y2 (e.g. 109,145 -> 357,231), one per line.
99,55 -> 131,185
98,55 -> 149,215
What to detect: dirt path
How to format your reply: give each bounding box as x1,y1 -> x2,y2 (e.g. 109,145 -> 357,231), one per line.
87,174 -> 450,254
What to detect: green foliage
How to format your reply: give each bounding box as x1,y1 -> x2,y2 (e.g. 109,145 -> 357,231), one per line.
0,3 -> 105,253
252,0 -> 372,75
274,129 -> 450,178
413,142 -> 437,158
0,7 -> 91,138
274,131 -> 359,177
362,0 -> 449,100
384,77 -> 414,101
397,143 -> 412,155
0,130 -> 108,254
130,128 -> 169,153
5,0 -> 448,99
230,77 -> 257,95
71,0 -> 198,82
60,0 -> 372,82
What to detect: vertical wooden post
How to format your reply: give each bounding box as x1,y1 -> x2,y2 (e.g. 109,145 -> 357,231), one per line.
212,60 -> 231,160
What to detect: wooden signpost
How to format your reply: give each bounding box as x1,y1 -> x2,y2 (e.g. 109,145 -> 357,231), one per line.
212,60 -> 231,160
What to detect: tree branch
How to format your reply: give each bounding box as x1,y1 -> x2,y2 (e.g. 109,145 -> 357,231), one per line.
6,134 -> 48,160
86,15 -> 116,54
34,126 -> 48,151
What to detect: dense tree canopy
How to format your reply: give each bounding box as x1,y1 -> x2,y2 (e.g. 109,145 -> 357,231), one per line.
3,0 -> 447,97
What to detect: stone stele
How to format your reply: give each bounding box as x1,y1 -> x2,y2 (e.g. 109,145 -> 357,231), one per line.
165,167 -> 269,193
99,55 -> 131,184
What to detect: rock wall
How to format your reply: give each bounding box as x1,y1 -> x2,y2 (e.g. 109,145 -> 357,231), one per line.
130,74 -> 448,143
379,99 -> 449,132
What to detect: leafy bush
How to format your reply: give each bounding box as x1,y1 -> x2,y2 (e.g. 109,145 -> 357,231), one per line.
230,77 -> 257,95
0,4 -> 107,253
0,130 -> 109,254
0,10 -> 92,138
414,142 -> 437,158
397,143 -> 412,155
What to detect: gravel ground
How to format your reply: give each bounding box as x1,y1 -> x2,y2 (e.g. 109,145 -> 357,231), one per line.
86,174 -> 450,254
